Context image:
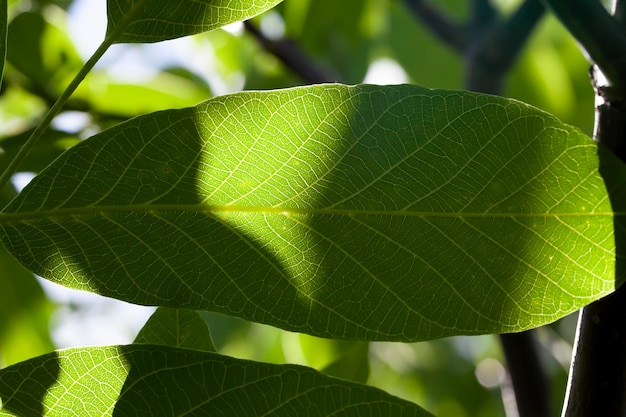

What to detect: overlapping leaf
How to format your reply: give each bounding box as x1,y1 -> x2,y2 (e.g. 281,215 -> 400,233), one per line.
0,84 -> 619,342
107,0 -> 283,43
0,345 -> 431,416
134,307 -> 216,351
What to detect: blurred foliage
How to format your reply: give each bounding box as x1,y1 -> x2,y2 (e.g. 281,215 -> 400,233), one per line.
0,0 -> 595,415
0,184 -> 54,368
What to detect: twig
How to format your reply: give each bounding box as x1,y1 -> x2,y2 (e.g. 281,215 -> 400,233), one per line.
243,21 -> 338,84
402,0 -> 467,52
465,0 -> 545,94
489,0 -> 545,72
499,331 -> 553,417
0,0 -> 147,194
541,0 -> 626,91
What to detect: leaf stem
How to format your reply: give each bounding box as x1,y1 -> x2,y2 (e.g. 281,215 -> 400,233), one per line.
0,1 -> 145,197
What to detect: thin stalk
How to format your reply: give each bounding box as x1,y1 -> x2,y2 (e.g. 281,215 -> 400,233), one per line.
0,1 -> 146,194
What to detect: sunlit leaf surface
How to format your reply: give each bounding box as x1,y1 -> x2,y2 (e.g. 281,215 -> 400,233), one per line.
0,84 -> 619,341
107,0 -> 283,43
0,345 -> 431,416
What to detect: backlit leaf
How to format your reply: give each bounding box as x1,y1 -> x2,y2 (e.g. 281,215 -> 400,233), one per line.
107,0 -> 284,43
0,84 -> 619,342
134,307 -> 216,352
0,345 -> 431,416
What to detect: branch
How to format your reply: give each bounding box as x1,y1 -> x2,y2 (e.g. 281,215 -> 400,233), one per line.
499,331 -> 553,417
541,0 -> 626,91
561,6 -> 626,410
491,0 -> 545,71
470,0 -> 498,29
402,0 -> 467,52
243,21 -> 338,84
561,288 -> 626,416
615,0 -> 626,24
465,0 -> 546,94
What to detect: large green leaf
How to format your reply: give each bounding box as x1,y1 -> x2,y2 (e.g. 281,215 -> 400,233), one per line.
0,84 -> 619,342
0,345 -> 431,416
107,0 -> 283,43
134,307 -> 216,352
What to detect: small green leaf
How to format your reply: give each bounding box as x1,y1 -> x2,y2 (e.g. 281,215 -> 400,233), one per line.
107,0 -> 284,44
134,307 -> 216,352
0,345 -> 432,416
0,84 -> 619,341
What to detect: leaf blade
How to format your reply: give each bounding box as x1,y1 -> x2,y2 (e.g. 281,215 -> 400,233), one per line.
0,84 -> 618,341
0,345 -> 432,416
107,0 -> 283,43
134,307 -> 216,352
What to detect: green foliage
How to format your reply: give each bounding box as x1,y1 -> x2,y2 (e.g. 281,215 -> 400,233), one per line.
0,84 -> 617,344
0,345 -> 432,417
134,308 -> 216,352
0,0 -> 619,415
107,0 -> 284,43
6,11 -> 82,95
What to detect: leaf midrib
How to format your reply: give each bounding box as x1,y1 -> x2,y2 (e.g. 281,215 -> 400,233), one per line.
0,204 -> 616,223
